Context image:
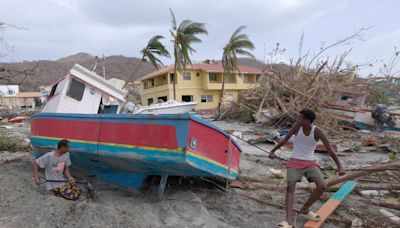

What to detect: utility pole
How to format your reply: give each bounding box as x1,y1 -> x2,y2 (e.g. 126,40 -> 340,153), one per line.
102,54 -> 106,79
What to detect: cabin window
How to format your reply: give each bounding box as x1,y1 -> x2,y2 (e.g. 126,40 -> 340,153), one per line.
103,105 -> 118,114
147,98 -> 154,105
196,72 -> 200,77
157,96 -> 167,102
209,73 -> 217,82
183,72 -> 191,80
201,95 -> 213,103
182,95 -> 193,102
67,79 -> 85,101
256,74 -> 261,82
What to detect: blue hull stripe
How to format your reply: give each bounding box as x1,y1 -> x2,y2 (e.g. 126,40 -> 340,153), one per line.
31,137 -> 237,180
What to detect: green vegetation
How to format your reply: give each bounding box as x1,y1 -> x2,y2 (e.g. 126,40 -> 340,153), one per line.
0,134 -> 30,152
169,8 -> 208,99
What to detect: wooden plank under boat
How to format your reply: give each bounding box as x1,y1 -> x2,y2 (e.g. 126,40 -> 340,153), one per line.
30,112 -> 241,189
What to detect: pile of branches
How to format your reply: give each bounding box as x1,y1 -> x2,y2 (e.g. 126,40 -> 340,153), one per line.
227,28 -> 398,131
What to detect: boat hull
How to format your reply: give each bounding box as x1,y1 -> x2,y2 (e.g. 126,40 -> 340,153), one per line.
30,113 -> 241,188
325,108 -> 400,131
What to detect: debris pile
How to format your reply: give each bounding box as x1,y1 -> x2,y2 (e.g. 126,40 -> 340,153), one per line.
223,32 -> 400,136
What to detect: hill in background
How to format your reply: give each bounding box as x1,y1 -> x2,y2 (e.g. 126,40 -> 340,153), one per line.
0,53 -> 268,91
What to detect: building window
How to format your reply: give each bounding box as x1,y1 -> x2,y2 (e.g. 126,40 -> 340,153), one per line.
66,79 -> 85,101
226,94 -> 234,102
157,96 -> 167,102
201,95 -> 213,103
256,74 -> 261,82
144,79 -> 154,89
182,95 -> 193,102
243,74 -> 250,83
196,72 -> 200,77
169,73 -> 175,83
147,98 -> 154,105
183,72 -> 191,80
209,73 -> 217,81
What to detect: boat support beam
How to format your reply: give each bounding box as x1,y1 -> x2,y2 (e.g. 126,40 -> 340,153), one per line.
157,175 -> 168,201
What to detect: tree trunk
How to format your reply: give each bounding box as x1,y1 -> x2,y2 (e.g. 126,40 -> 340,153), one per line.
231,181 -> 400,192
326,162 -> 400,187
173,61 -> 177,100
123,55 -> 145,89
230,161 -> 400,192
218,72 -> 226,115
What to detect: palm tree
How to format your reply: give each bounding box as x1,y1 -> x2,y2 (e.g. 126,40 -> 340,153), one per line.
169,8 -> 208,100
218,26 -> 255,114
123,35 -> 170,89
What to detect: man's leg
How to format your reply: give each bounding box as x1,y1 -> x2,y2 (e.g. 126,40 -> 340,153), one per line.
300,168 -> 327,213
286,181 -> 297,225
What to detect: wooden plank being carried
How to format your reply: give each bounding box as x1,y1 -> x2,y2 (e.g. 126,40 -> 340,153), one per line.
304,181 -> 358,228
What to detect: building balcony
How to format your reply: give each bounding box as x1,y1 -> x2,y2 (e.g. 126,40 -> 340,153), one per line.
142,84 -> 171,94
203,81 -> 258,90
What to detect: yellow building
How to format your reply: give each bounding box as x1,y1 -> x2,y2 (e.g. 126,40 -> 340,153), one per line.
139,61 -> 263,110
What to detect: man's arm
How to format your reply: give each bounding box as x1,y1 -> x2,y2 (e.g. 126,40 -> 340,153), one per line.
269,123 -> 300,159
316,128 -> 345,175
33,161 -> 40,186
64,166 -> 75,183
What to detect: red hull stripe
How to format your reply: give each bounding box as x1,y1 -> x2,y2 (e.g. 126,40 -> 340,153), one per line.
31,119 -> 178,149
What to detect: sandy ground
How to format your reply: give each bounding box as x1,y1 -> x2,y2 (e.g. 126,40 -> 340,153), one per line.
0,120 -> 399,227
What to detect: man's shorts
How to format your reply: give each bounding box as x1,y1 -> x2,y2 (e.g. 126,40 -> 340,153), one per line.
287,166 -> 323,182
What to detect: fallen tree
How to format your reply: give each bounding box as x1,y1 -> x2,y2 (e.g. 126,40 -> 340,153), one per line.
230,161 -> 400,192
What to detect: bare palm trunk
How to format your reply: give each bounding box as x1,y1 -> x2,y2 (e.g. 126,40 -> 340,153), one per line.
123,55 -> 145,89
173,61 -> 177,100
218,72 -> 226,114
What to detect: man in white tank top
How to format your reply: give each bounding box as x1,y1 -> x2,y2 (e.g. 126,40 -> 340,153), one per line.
269,109 -> 345,228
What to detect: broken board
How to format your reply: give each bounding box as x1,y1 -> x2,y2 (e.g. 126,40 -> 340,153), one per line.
304,181 -> 358,228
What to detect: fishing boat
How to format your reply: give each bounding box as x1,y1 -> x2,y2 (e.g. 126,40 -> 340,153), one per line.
30,64 -> 241,194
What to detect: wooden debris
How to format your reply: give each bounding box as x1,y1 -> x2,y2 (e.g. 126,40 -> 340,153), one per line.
351,217 -> 363,228
304,181 -> 358,228
379,209 -> 400,225
361,135 -> 380,147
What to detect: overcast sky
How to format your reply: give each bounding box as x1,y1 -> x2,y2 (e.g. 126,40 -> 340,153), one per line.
1,0 -> 399,75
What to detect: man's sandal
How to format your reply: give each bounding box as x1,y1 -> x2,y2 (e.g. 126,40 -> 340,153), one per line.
301,211 -> 321,221
276,221 -> 293,228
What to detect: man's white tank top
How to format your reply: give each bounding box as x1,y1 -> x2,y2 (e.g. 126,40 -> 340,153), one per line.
291,126 -> 318,161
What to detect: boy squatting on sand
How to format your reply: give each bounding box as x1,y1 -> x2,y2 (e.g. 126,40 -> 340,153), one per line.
269,109 -> 346,228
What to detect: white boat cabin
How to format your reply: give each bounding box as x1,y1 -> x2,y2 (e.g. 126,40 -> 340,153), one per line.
42,64 -> 125,114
